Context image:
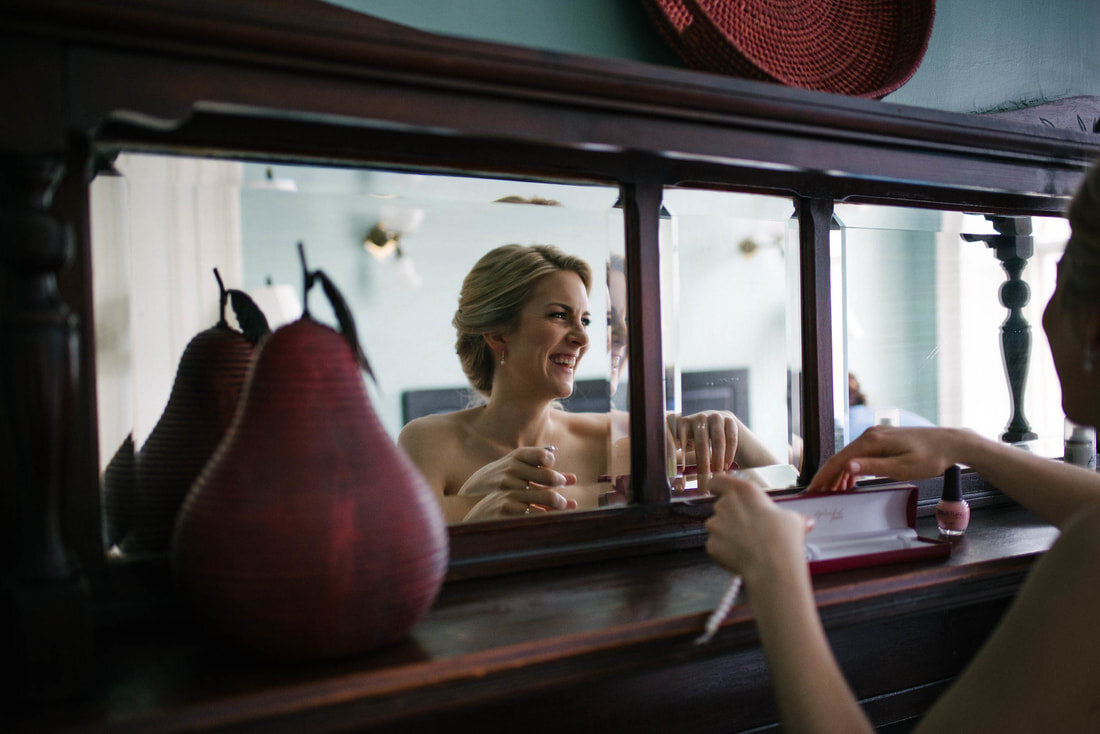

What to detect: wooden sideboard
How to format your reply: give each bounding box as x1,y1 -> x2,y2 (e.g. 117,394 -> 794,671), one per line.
11,504 -> 1059,733
2,0 -> 1097,729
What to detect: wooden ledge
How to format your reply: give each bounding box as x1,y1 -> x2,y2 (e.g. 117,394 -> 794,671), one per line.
13,504 -> 1056,733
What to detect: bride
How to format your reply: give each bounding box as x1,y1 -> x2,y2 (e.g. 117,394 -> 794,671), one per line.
399,244 -> 780,523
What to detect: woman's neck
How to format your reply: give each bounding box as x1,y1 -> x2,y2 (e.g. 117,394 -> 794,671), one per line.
476,394 -> 557,449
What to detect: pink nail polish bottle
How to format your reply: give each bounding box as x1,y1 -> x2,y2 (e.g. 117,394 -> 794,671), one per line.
936,464 -> 969,537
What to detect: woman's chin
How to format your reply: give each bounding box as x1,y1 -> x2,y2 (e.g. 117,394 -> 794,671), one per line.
544,367 -> 576,395
554,376 -> 576,399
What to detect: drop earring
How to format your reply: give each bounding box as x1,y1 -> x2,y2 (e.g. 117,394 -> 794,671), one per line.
500,350 -> 506,366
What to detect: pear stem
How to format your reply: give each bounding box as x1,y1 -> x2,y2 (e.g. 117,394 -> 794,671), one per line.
297,241 -> 311,319
213,267 -> 228,327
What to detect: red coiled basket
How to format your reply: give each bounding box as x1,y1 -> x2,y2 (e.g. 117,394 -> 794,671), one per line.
644,0 -> 936,99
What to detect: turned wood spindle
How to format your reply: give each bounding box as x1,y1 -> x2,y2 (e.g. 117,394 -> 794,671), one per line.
0,152 -> 93,702
964,216 -> 1038,444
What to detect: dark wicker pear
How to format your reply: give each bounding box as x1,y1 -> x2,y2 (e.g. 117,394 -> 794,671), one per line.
173,244 -> 448,661
126,271 -> 269,553
101,433 -> 135,551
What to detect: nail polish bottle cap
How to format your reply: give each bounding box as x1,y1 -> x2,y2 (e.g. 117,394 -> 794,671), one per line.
942,464 -> 962,502
1066,424 -> 1096,445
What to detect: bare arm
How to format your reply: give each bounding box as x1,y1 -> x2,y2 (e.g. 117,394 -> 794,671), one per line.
810,426 -> 1100,528
953,429 -> 1100,527
731,412 -> 783,468
398,419 -> 470,523
715,445 -> 1100,734
750,560 -> 874,734
706,477 -> 873,734
397,419 -> 448,494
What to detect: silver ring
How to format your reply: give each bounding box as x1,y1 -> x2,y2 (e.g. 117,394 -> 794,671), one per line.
524,505 -> 532,515
524,481 -> 532,490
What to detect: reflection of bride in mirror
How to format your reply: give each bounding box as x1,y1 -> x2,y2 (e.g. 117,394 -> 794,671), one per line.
605,253 -> 781,488
399,244 -> 778,523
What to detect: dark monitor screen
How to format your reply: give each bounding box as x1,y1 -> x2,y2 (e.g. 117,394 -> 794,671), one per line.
402,378 -> 612,424
402,369 -> 750,426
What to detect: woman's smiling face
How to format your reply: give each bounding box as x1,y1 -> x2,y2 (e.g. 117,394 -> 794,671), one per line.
505,269 -> 591,399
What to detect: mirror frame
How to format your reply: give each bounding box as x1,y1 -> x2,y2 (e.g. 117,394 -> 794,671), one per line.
2,0 -> 1098,595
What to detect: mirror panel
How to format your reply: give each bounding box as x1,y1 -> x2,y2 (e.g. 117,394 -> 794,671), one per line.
833,203 -> 1070,457
660,187 -> 801,494
90,153 -> 629,554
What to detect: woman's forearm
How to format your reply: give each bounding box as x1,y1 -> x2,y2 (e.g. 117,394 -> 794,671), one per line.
705,477 -> 872,733
748,566 -> 874,734
952,429 -> 1100,527
732,414 -> 783,468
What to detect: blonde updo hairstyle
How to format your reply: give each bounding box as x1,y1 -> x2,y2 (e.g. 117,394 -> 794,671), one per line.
454,244 -> 592,396
1063,159 -> 1100,309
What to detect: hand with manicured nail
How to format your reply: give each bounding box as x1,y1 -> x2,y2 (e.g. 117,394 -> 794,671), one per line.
808,425 -> 963,493
457,445 -> 578,521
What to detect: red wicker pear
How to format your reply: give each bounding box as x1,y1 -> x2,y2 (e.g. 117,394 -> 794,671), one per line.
122,270 -> 269,553
173,244 -> 448,660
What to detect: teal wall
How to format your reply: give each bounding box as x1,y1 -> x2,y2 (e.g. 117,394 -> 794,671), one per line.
327,0 -> 680,66
328,0 -> 1100,114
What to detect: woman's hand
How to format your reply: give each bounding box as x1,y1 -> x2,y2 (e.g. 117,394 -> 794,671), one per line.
667,410 -> 739,475
705,474 -> 814,587
457,446 -> 578,521
808,425 -> 966,493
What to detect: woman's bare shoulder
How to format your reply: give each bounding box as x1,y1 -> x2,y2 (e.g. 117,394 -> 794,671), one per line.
398,409 -> 483,494
398,409 -> 476,448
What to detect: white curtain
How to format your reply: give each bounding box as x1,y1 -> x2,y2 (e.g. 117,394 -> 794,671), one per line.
90,153 -> 243,468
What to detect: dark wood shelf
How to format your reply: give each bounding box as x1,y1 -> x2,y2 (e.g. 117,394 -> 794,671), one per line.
13,504 -> 1056,733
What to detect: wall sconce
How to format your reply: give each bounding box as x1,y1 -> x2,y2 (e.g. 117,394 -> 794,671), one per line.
364,205 -> 425,289
363,205 -> 424,261
364,222 -> 402,260
737,229 -> 784,258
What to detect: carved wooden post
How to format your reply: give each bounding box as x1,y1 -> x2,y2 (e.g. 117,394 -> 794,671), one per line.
0,152 -> 94,702
964,216 -> 1038,443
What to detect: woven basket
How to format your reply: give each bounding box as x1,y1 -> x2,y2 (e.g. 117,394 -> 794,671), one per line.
644,0 -> 935,99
